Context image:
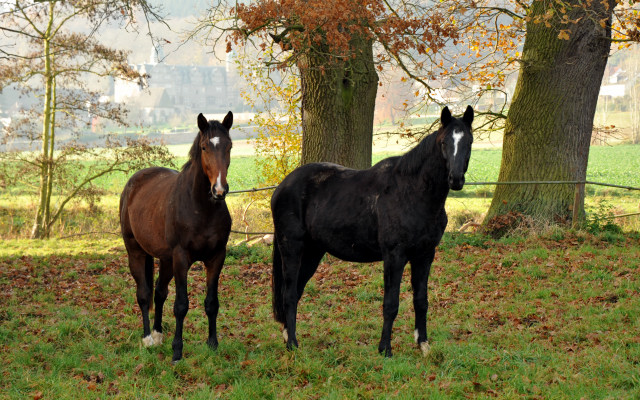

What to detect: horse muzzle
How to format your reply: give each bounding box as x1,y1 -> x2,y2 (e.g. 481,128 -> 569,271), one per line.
210,186 -> 229,201
448,175 -> 465,191
211,193 -> 226,201
210,179 -> 229,201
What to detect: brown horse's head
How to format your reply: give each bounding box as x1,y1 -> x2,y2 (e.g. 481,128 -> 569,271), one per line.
195,111 -> 233,201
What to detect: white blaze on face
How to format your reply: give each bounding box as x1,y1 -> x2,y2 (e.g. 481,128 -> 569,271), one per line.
452,130 -> 464,158
214,171 -> 224,195
210,137 -> 220,147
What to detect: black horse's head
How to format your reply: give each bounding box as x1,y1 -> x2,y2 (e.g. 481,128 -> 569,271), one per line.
437,106 -> 474,191
196,111 -> 233,201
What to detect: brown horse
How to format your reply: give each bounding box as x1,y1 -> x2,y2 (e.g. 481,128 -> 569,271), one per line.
119,112 -> 233,362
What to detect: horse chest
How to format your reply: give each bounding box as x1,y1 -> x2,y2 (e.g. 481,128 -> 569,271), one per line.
377,202 -> 446,247
166,202 -> 231,254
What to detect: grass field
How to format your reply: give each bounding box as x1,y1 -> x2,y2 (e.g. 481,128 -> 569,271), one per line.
1,230 -> 639,398
1,138 -> 640,398
1,142 -> 639,239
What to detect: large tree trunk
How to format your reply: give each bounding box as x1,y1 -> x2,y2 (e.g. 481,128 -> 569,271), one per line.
485,0 -> 615,224
298,36 -> 378,169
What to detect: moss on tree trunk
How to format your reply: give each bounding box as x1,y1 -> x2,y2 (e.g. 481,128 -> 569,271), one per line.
299,36 -> 378,169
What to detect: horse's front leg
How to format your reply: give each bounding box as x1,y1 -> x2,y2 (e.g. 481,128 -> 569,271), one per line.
171,247 -> 191,362
378,250 -> 408,357
204,249 -> 226,350
410,247 -> 435,357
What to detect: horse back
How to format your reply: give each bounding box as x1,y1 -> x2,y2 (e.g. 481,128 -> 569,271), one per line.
272,160 -> 448,261
120,167 -> 178,258
272,162 -> 388,262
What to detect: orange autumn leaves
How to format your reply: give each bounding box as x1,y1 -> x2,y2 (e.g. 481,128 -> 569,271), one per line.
227,0 -> 459,67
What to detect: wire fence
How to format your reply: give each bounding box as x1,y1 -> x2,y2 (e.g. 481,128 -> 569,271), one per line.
227,180 -> 640,237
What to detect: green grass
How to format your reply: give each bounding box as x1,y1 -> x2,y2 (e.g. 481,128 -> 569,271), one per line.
1,143 -> 639,239
1,232 -> 640,398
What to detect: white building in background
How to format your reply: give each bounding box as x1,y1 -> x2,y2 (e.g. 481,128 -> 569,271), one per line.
113,46 -> 242,122
599,67 -> 629,99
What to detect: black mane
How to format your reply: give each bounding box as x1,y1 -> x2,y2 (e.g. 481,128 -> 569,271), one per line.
395,130 -> 440,176
182,120 -> 229,172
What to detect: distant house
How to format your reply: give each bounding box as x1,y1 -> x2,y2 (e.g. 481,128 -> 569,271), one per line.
130,87 -> 175,124
599,67 -> 630,99
114,47 -> 241,116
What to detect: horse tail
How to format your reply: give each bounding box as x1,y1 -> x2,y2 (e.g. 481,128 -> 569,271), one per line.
145,254 -> 154,311
272,235 -> 286,324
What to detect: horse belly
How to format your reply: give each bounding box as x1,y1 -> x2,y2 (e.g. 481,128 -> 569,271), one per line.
128,208 -> 172,258
326,244 -> 382,263
121,170 -> 175,259
311,221 -> 382,263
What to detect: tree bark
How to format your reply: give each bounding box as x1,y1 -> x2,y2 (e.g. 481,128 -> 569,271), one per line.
485,0 -> 616,224
298,36 -> 378,169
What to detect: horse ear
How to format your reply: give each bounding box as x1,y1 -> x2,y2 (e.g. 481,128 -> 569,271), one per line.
222,111 -> 233,130
463,105 -> 474,126
441,107 -> 452,127
197,113 -> 209,133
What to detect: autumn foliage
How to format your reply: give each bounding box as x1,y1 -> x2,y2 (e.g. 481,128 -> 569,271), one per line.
226,0 -> 459,68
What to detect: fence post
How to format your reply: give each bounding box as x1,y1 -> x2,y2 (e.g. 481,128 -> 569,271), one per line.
572,182 -> 585,228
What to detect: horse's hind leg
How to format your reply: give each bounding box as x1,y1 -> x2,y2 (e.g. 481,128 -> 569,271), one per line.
278,238 -> 305,350
151,257 -> 174,346
204,249 -> 225,350
278,245 -> 325,344
410,248 -> 435,356
127,249 -> 155,346
296,244 -> 325,300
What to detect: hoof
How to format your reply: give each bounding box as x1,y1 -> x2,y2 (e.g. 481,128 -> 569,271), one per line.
419,341 -> 431,357
207,337 -> 219,350
285,337 -> 299,351
151,330 -> 163,345
282,328 -> 288,343
378,345 -> 392,358
142,335 -> 155,347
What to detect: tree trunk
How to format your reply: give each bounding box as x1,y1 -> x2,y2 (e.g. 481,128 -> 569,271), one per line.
43,74 -> 57,238
31,4 -> 55,239
485,0 -> 615,224
298,36 -> 378,169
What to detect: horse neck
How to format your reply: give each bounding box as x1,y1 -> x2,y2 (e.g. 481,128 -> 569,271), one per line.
397,133 -> 450,202
180,160 -> 214,208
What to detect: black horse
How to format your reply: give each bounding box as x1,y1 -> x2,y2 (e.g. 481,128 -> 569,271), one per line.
120,112 -> 233,362
271,106 -> 473,357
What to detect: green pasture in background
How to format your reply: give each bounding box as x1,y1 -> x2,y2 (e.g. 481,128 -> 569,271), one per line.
1,143 -> 639,239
